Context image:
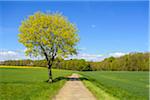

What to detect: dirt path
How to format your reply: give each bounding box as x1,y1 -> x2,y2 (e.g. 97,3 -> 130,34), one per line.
53,73 -> 96,100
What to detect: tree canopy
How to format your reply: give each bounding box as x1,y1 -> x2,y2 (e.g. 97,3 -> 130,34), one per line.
18,12 -> 79,82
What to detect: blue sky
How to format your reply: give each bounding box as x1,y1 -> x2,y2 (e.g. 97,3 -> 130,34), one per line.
0,1 -> 148,61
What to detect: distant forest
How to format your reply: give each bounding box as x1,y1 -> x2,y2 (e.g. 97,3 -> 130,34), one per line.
0,52 -> 149,71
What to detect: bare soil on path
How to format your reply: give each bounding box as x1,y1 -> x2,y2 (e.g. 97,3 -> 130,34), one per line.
52,73 -> 96,100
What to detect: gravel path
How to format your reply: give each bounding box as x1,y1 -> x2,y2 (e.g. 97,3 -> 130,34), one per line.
53,73 -> 96,100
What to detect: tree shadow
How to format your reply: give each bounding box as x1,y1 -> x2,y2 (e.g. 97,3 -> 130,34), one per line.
48,76 -> 89,83
52,77 -> 69,82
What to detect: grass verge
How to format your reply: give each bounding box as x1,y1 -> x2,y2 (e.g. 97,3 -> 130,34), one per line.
79,74 -> 117,100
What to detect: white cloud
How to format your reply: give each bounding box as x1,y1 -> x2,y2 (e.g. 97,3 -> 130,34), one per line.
0,51 -> 17,56
0,49 -> 128,62
91,24 -> 96,28
68,53 -> 103,61
67,52 -> 128,62
0,49 -> 45,61
0,51 -> 19,61
108,52 -> 127,57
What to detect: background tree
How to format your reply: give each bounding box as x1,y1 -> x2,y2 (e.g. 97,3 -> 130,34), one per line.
18,12 -> 79,82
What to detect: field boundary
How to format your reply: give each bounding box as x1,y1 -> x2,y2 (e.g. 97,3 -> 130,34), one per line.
79,74 -> 117,100
0,65 -> 43,69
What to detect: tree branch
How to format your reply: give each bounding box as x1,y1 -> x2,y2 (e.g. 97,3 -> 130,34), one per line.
39,44 -> 49,61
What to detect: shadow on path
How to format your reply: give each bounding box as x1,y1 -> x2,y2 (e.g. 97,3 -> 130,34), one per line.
51,76 -> 89,83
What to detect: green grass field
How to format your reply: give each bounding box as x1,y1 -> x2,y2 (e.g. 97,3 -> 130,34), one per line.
79,71 -> 149,100
0,66 -> 149,100
0,66 -> 73,100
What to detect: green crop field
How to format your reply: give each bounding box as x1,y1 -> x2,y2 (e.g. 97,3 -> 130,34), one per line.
79,71 -> 149,100
0,66 -> 73,100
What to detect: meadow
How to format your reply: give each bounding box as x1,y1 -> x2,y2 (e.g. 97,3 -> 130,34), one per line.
0,66 -> 73,100
0,66 -> 149,100
80,71 -> 149,100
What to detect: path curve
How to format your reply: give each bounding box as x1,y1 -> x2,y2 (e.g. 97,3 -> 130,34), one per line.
52,73 -> 96,100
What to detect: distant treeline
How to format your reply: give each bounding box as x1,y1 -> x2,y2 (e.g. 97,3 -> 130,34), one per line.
0,52 -> 149,71
90,52 -> 149,71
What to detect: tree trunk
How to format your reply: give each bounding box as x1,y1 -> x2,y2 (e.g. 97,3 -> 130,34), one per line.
48,64 -> 53,83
